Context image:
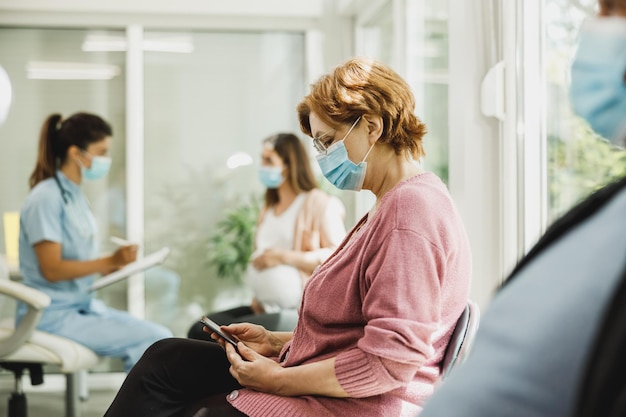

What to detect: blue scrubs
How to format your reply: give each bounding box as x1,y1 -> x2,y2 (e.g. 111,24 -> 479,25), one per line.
17,171 -> 172,372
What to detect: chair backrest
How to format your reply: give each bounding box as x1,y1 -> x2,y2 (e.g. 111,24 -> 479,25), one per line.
440,300 -> 480,380
0,255 -> 9,281
0,255 -> 13,328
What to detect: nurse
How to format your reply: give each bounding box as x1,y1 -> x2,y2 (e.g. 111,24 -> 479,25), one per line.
18,112 -> 172,372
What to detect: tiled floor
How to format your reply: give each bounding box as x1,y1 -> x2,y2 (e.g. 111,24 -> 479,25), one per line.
0,371 -> 124,417
0,389 -> 117,417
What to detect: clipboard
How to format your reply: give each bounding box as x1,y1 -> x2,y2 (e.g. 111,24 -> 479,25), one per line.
89,247 -> 171,291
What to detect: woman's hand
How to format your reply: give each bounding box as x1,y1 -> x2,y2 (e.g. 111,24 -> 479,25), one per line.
251,248 -> 322,275
33,240 -> 138,281
225,342 -> 288,395
108,245 -> 138,270
211,322 -> 288,357
225,342 -> 350,398
251,249 -> 286,270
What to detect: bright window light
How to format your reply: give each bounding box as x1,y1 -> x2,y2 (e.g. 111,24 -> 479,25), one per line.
226,152 -> 254,169
0,65 -> 11,124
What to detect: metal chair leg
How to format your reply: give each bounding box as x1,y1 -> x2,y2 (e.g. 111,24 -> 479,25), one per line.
8,392 -> 27,417
65,372 -> 81,417
78,369 -> 89,401
5,365 -> 27,417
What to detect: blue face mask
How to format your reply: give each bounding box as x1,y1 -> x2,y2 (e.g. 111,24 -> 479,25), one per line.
570,17 -> 626,147
258,166 -> 284,189
315,118 -> 375,191
81,153 -> 112,181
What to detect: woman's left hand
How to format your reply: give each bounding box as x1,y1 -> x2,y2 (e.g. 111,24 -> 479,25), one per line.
251,249 -> 286,270
225,342 -> 286,395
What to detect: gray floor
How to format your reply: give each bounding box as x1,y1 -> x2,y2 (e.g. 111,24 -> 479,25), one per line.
0,388 -> 117,417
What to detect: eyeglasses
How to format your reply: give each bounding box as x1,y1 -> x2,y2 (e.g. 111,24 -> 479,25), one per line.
312,116 -> 362,155
312,129 -> 334,154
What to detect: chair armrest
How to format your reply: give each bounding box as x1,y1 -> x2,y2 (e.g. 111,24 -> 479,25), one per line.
0,280 -> 51,357
0,279 -> 51,309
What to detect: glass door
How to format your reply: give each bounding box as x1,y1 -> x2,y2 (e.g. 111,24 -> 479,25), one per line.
544,0 -> 626,222
501,0 -> 626,269
407,1 -> 449,182
355,0 -> 450,182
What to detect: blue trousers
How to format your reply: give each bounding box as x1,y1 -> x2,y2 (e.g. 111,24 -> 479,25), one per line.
38,299 -> 173,372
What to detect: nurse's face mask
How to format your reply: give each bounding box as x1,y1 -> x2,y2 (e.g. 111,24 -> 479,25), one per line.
570,16 -> 626,148
79,150 -> 112,181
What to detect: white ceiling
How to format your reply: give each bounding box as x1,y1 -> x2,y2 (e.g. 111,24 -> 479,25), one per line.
0,0 -> 340,30
0,0 -> 324,17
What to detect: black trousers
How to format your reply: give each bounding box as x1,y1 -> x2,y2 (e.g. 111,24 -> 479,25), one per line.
103,338 -> 247,417
188,306 -> 298,341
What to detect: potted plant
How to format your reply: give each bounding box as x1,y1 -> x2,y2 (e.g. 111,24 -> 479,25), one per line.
206,197 -> 260,282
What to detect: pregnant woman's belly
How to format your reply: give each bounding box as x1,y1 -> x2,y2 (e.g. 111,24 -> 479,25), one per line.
246,264 -> 302,312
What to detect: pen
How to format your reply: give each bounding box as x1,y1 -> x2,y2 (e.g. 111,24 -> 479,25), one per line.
110,236 -> 134,246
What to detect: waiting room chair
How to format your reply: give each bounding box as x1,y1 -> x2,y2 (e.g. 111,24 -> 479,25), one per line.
0,259 -> 99,417
440,300 -> 480,381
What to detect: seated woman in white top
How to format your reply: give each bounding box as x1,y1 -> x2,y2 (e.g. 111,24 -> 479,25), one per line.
188,132 -> 346,337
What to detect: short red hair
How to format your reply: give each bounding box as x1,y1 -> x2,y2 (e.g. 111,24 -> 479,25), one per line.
297,57 -> 427,160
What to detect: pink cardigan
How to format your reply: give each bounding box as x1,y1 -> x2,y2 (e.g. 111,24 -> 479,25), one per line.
230,173 -> 472,417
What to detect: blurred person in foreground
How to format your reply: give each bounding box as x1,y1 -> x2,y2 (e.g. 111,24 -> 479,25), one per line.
420,1 -> 626,416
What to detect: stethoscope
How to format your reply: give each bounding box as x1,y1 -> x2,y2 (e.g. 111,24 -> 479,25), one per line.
53,173 -> 95,239
53,173 -> 72,205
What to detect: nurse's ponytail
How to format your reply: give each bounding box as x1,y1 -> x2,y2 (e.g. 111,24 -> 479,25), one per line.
29,113 -> 62,189
28,112 -> 112,189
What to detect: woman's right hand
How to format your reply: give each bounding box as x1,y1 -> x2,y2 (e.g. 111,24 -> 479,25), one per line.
219,323 -> 288,357
251,249 -> 286,270
106,245 -> 138,272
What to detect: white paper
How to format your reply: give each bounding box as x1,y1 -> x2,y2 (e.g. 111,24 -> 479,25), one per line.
88,247 -> 171,291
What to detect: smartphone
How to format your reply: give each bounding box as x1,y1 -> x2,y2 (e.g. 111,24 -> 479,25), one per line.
199,316 -> 239,349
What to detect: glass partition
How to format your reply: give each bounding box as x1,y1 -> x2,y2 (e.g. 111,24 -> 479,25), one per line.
0,25 -> 313,342
544,1 -> 626,222
142,31 -> 306,335
355,0 -> 450,182
412,1 -> 449,182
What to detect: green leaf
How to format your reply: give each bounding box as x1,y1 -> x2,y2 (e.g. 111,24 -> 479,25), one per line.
207,196 -> 260,282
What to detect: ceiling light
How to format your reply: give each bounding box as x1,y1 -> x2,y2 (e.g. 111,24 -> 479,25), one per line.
81,35 -> 127,52
82,34 -> 194,53
26,61 -> 121,80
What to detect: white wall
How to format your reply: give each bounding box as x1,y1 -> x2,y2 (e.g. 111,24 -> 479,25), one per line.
0,0 -> 324,31
448,0 -> 503,308
0,0 -> 322,15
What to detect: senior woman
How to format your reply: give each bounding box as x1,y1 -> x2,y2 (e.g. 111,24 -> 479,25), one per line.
103,57 -> 472,417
